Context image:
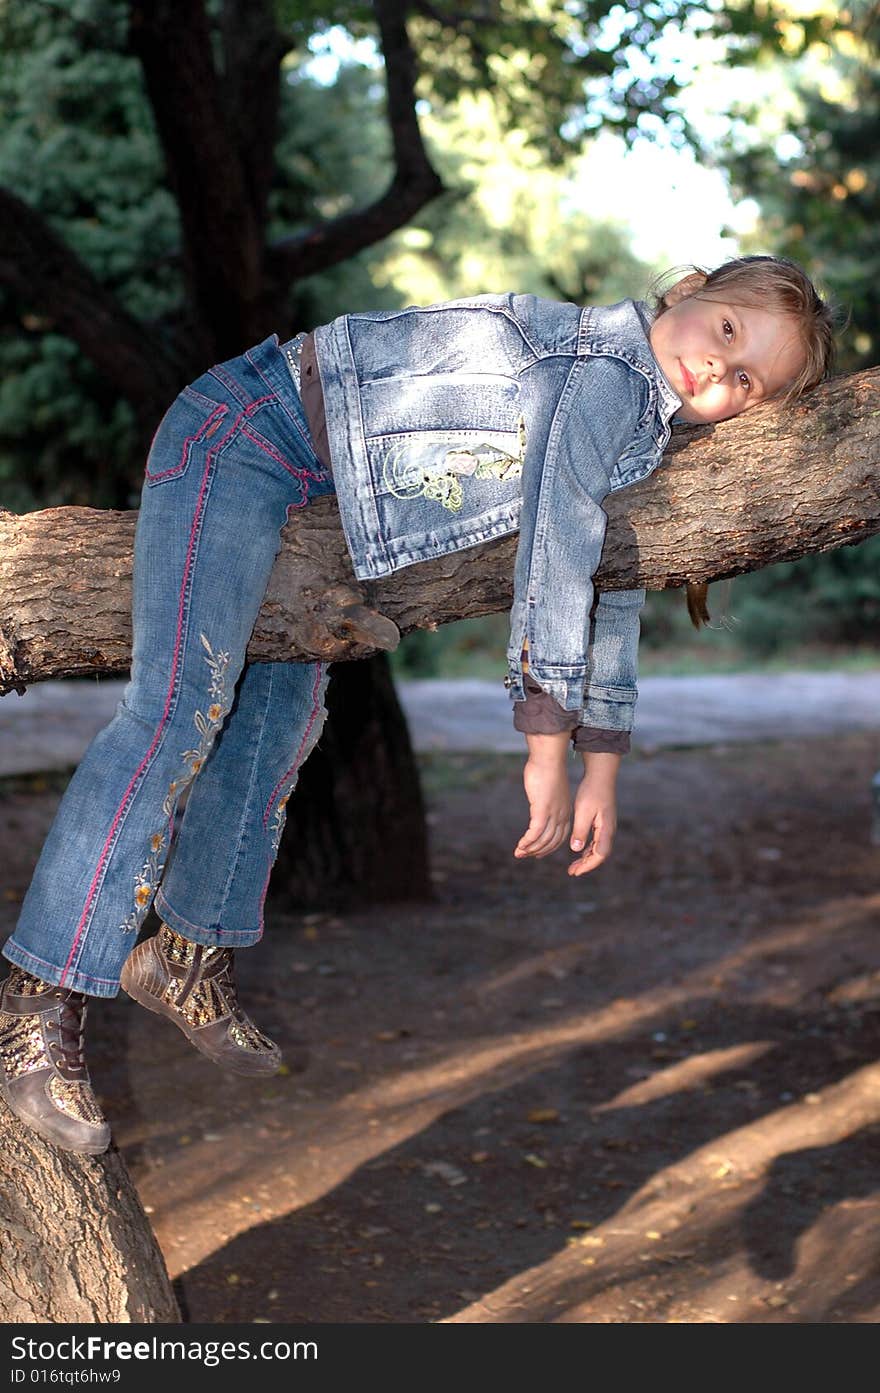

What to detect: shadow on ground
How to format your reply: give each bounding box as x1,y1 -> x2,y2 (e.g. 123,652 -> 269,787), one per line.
1,735 -> 879,1323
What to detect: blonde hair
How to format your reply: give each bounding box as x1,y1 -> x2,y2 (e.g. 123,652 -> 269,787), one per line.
655,255 -> 839,627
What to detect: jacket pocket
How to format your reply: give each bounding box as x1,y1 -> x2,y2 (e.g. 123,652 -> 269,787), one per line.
144,387 -> 229,487
369,422 -> 526,514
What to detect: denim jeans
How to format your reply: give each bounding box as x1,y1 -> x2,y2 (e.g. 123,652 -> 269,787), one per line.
2,335 -> 334,998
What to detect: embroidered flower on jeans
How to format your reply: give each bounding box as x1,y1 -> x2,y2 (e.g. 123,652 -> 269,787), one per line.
268,793 -> 291,859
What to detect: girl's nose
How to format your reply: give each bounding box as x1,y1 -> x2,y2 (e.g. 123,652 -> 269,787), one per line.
706,355 -> 727,383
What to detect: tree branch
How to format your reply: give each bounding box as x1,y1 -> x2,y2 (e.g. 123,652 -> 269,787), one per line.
2,368 -> 878,695
0,186 -> 180,427
267,0 -> 444,285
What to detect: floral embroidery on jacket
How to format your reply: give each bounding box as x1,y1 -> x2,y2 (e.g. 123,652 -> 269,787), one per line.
382,416 -> 526,514
119,633 -> 231,934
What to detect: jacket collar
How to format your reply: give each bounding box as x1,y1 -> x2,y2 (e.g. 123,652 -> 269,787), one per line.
582,298 -> 682,430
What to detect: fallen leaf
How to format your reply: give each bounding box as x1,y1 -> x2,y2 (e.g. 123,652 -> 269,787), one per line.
423,1160 -> 468,1187
527,1108 -> 559,1124
523,1152 -> 548,1169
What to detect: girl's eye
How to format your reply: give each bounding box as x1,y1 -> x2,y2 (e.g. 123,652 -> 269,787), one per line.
722,319 -> 734,340
738,370 -> 751,390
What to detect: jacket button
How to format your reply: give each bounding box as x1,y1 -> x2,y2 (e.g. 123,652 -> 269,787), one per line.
503,676 -> 513,689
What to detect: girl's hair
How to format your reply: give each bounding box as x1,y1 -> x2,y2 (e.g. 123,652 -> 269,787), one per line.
655,253 -> 837,402
654,254 -> 839,628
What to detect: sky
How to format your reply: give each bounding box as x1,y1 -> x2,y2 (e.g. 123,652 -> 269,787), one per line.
575,132 -> 759,268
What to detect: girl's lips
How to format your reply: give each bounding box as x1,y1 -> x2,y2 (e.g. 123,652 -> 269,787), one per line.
680,361 -> 697,395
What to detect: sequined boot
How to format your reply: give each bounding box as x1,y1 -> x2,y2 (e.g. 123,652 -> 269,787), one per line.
120,923 -> 283,1077
0,968 -> 111,1154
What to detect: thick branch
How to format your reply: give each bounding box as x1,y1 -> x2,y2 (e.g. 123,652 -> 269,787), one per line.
267,0 -> 444,284
1,368 -> 878,695
0,186 -> 179,421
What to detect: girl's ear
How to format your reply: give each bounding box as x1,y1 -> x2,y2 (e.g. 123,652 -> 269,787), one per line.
663,271 -> 709,307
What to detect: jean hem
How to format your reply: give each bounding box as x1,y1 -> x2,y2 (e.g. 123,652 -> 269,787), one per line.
1,939 -> 120,998
154,891 -> 263,949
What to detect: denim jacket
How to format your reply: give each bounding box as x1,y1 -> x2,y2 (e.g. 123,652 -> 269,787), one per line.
310,295 -> 681,730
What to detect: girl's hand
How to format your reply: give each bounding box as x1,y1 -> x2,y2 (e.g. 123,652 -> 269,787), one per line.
568,755 -> 620,877
515,740 -> 572,859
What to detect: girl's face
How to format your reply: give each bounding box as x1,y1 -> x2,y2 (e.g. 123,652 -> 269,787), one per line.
650,290 -> 806,424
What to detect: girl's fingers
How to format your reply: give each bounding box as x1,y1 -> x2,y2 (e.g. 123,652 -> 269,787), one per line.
568,838 -> 613,876
530,824 -> 567,858
570,822 -> 593,852
516,816 -> 569,858
515,813 -> 552,855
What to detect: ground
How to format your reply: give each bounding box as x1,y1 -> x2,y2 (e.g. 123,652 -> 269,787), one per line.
1,734 -> 879,1324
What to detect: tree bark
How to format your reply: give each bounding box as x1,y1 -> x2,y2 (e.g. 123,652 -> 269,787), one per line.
0,1111 -> 179,1322
128,0 -> 267,360
2,367 -> 878,696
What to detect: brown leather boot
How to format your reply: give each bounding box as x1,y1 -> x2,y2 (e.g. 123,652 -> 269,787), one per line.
120,923 -> 283,1077
0,968 -> 111,1155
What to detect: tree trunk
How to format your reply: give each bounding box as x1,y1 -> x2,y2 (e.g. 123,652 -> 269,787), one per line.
0,1109 -> 179,1322
270,653 -> 430,911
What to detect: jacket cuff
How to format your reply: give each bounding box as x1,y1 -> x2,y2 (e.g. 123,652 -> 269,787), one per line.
513,675 -> 579,734
514,678 -> 630,752
580,690 -> 637,733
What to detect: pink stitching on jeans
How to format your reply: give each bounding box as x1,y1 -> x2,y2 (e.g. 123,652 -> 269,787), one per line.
61,405 -> 249,984
5,943 -> 120,989
241,423 -> 326,491
145,403 -> 227,482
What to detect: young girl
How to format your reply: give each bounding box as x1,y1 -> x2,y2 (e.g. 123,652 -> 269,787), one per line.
0,255 -> 834,1154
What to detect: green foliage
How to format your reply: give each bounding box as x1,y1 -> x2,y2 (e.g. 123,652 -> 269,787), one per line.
0,0 -> 178,507
0,0 -> 670,510
698,3 -> 880,661
717,4 -> 880,370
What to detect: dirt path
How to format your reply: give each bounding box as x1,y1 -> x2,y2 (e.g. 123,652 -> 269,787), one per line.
1,735 -> 879,1323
